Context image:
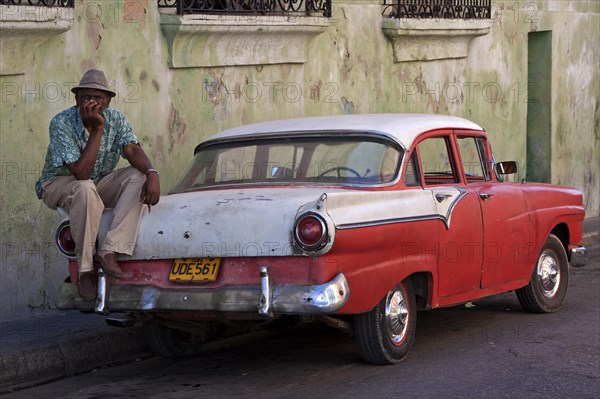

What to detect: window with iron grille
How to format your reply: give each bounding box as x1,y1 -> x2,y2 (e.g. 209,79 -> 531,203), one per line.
158,0 -> 332,17
382,0 -> 491,19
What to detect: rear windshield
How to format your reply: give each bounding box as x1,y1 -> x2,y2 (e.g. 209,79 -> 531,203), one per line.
170,135 -> 403,192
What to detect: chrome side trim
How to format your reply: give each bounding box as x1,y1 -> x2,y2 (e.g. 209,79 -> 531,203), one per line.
570,246 -> 588,268
440,189 -> 467,229
337,214 -> 440,230
57,273 -> 350,315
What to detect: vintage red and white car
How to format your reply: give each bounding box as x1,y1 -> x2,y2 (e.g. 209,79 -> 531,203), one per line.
56,113 -> 588,364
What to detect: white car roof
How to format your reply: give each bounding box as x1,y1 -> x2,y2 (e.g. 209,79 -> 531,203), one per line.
207,113 -> 484,149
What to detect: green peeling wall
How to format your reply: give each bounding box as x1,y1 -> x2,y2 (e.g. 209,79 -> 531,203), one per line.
0,0 -> 598,319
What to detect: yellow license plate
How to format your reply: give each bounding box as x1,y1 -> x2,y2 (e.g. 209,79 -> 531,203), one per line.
169,258 -> 221,283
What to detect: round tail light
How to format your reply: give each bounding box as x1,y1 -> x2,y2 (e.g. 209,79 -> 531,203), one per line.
294,213 -> 328,251
56,221 -> 76,259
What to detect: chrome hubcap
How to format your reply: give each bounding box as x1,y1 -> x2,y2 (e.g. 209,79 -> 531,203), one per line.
537,251 -> 561,298
385,289 -> 409,345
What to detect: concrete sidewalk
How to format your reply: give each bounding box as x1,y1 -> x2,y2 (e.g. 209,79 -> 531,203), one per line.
1,217 -> 598,393
582,216 -> 600,247
0,311 -> 150,393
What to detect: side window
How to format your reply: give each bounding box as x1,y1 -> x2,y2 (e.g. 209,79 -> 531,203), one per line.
404,152 -> 421,186
418,137 -> 458,185
457,137 -> 489,182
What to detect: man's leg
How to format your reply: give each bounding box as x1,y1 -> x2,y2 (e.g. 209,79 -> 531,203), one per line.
96,167 -> 146,256
41,176 -> 104,273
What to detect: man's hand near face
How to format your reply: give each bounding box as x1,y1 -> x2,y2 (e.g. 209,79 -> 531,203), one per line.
80,99 -> 105,132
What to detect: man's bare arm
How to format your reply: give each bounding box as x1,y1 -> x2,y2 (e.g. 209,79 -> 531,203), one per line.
123,143 -> 161,206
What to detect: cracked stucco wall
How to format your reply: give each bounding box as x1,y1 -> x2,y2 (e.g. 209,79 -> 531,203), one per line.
0,0 -> 597,319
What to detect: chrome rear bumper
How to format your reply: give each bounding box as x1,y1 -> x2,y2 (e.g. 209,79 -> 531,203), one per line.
57,268 -> 350,316
570,246 -> 588,268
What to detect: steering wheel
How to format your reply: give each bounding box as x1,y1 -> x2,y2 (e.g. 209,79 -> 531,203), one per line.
318,166 -> 362,178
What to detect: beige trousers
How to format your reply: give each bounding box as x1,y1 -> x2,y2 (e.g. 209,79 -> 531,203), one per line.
41,167 -> 146,273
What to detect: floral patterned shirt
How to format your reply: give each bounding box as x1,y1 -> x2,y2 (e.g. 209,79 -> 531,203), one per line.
35,106 -> 139,198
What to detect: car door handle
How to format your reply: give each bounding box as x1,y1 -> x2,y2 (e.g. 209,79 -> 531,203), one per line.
435,193 -> 453,203
479,193 -> 494,200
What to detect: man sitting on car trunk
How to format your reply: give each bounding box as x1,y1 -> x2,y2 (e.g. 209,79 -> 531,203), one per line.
35,69 -> 160,300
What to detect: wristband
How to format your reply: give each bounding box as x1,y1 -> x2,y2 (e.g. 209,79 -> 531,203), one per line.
146,168 -> 159,176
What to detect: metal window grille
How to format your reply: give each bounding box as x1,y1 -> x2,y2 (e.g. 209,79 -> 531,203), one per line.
382,0 -> 491,19
158,0 -> 332,18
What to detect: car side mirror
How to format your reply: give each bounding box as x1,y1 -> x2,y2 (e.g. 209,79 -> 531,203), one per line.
494,161 -> 518,175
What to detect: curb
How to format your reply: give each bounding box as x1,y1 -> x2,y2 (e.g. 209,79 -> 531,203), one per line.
582,216 -> 599,247
583,231 -> 599,247
0,313 -> 150,393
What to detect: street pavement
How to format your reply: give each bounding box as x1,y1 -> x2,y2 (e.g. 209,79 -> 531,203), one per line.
1,217 -> 598,393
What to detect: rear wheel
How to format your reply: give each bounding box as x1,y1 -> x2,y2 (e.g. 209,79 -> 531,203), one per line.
516,234 -> 569,313
143,321 -> 205,358
354,281 -> 416,364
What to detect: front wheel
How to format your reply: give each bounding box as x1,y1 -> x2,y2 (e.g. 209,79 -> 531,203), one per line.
354,281 -> 416,364
516,234 -> 569,313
